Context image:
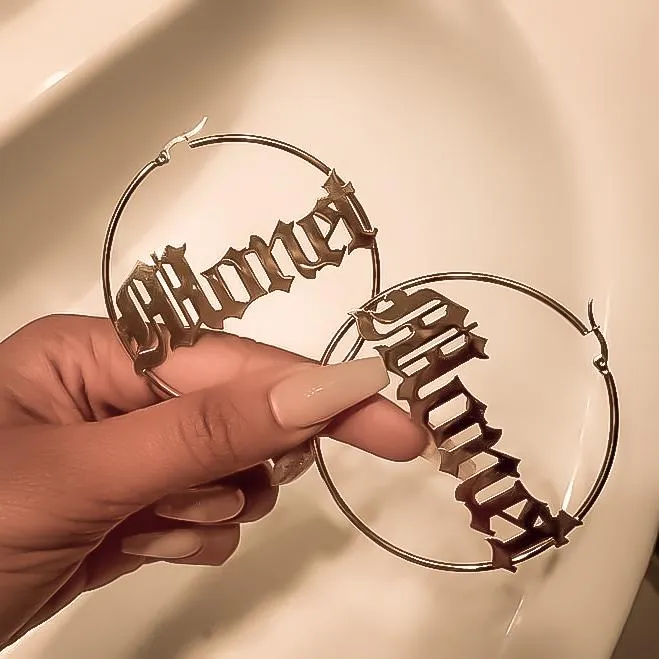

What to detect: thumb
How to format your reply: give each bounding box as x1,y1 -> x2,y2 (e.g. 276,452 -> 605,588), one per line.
70,356 -> 389,507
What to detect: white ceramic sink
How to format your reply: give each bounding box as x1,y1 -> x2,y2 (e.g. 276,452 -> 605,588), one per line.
1,1 -> 659,657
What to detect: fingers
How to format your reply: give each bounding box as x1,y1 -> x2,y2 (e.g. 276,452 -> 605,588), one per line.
106,525 -> 240,570
63,350 -> 392,507
155,464 -> 278,525
35,317 -> 424,462
94,466 -> 276,577
153,525 -> 241,567
25,316 -> 425,462
158,330 -> 427,462
213,463 -> 279,523
155,486 -> 245,524
112,464 -> 275,565
326,395 -> 427,462
0,315 -> 161,421
119,525 -> 241,567
21,316 -> 425,509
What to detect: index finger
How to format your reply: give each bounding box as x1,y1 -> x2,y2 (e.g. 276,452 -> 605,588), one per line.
43,316 -> 426,462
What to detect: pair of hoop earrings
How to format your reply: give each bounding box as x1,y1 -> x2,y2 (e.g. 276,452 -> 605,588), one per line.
102,118 -> 618,574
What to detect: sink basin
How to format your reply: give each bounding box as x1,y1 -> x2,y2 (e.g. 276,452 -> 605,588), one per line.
2,1 -> 658,657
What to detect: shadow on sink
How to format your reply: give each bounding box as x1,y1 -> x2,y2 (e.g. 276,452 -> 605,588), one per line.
38,513 -> 352,659
0,0 -> 39,26
0,0 -> 277,321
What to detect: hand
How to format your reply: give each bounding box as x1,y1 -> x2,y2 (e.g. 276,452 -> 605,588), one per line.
0,315 -> 425,648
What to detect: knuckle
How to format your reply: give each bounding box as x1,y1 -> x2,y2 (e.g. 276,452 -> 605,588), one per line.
20,314 -> 79,339
10,315 -> 101,364
177,396 -> 244,476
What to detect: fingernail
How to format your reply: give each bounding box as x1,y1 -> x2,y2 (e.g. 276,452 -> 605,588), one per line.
270,444 -> 315,486
421,442 -> 442,468
156,488 -> 245,523
269,356 -> 389,430
121,529 -> 203,559
457,460 -> 478,481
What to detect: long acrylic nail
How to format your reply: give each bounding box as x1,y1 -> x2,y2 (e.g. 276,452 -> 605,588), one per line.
121,529 -> 203,559
425,435 -> 478,481
156,488 -> 245,524
269,356 -> 389,430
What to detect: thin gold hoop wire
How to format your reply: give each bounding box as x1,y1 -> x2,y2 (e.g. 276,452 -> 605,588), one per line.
311,272 -> 619,573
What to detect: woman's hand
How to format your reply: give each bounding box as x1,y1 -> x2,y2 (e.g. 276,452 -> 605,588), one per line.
0,315 -> 425,648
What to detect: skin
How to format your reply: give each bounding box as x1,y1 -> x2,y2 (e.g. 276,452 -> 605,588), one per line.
0,315 -> 426,649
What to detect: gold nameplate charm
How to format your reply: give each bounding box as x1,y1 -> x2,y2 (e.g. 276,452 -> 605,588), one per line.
102,119 -> 381,399
312,274 -> 618,572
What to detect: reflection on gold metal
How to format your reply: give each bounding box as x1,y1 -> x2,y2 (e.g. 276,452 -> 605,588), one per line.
115,172 -> 376,374
312,273 -> 619,573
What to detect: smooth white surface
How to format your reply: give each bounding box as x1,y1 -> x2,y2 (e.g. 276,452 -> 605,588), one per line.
1,1 -> 658,657
0,0 -> 190,146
